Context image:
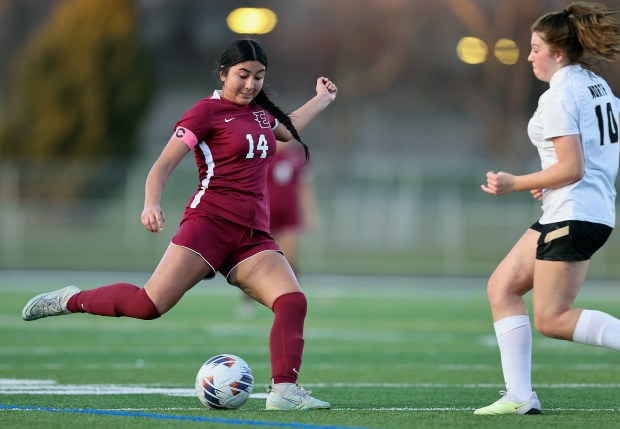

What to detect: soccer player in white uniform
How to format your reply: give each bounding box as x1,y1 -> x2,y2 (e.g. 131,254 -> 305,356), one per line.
477,2 -> 620,415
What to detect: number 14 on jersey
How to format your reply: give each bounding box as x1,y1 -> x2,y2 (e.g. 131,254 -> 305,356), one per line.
595,102 -> 619,146
245,134 -> 269,159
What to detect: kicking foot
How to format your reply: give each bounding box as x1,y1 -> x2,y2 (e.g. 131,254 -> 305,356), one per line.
22,286 -> 81,321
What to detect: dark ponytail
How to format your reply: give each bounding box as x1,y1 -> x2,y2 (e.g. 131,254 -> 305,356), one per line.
254,90 -> 309,161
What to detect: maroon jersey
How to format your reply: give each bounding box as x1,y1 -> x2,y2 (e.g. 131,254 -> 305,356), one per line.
174,91 -> 278,231
268,144 -> 309,232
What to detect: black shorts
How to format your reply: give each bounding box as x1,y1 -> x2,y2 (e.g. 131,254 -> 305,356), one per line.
530,220 -> 612,261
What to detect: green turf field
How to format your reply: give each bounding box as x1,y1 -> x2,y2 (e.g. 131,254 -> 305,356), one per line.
1,271 -> 619,428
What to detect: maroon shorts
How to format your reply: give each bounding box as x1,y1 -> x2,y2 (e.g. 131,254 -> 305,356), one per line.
171,211 -> 280,280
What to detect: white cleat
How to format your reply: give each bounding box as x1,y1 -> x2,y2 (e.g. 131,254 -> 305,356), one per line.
22,286 -> 81,321
474,391 -> 541,415
266,383 -> 331,410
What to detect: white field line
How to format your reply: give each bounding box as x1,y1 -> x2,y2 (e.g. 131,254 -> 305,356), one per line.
2,379 -> 620,396
2,363 -> 619,372
1,381 -> 619,413
331,407 -> 620,412
4,406 -> 620,413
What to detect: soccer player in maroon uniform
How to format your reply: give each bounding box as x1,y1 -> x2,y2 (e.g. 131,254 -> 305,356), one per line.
22,39 -> 337,410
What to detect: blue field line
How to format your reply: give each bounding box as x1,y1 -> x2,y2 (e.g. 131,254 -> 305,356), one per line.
0,404 -> 378,429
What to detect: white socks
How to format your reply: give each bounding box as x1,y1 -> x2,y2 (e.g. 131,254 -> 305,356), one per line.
494,315 -> 532,399
493,310 -> 620,401
573,309 -> 620,350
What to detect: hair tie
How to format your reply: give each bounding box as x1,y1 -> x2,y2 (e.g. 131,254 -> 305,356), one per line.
564,9 -> 573,18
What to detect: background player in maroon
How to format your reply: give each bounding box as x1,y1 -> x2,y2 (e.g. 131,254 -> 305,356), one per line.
22,39 -> 337,410
268,140 -> 318,272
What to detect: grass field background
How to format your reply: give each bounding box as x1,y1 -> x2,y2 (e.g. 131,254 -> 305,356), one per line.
1,270 -> 620,428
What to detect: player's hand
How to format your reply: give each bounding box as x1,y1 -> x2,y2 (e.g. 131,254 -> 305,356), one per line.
316,77 -> 337,102
141,203 -> 165,233
530,189 -> 543,201
480,171 -> 515,195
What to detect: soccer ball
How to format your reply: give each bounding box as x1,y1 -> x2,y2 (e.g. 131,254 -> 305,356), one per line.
195,354 -> 254,409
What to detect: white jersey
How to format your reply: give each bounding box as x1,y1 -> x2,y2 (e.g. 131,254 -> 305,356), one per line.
527,64 -> 620,227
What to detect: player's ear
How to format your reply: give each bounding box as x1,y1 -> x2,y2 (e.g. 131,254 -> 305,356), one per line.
219,66 -> 227,84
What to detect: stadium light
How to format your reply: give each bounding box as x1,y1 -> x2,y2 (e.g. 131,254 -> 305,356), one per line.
494,38 -> 519,65
226,8 -> 278,34
456,37 -> 487,65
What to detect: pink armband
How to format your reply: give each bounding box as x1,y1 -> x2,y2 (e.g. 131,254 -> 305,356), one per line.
173,126 -> 198,149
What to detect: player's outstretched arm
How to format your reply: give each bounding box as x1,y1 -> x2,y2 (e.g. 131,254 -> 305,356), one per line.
275,77 -> 337,141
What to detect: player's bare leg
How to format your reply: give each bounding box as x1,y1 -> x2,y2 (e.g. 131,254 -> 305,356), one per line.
144,244 -> 214,314
23,244 -> 212,320
229,250 -> 300,308
532,259 -> 587,340
475,229 -> 540,415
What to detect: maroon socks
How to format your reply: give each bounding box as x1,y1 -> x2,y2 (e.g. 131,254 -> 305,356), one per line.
67,285 -> 307,383
67,283 -> 160,320
269,291 -> 307,384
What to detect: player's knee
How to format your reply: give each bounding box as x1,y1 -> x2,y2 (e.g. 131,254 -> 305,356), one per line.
533,312 -> 566,339
486,276 -> 508,308
486,271 -> 530,309
272,291 -> 307,316
134,288 -> 162,320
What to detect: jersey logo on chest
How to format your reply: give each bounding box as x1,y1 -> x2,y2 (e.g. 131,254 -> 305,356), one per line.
253,111 -> 271,129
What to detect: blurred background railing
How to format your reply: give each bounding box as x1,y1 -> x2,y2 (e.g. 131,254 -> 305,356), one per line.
2,0 -> 620,279
3,154 -> 620,278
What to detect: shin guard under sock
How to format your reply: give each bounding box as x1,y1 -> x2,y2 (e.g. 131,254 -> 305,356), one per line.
573,309 -> 620,350
270,291 -> 307,384
67,283 -> 161,320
